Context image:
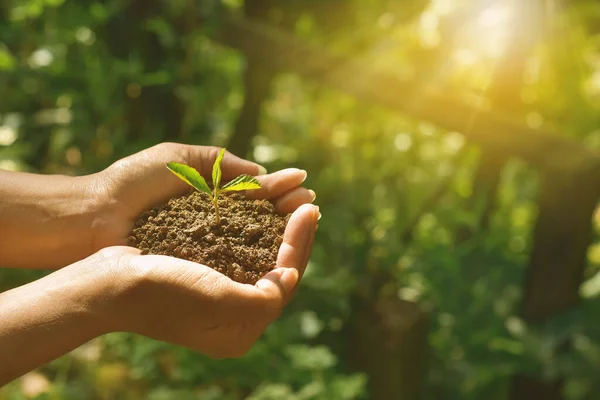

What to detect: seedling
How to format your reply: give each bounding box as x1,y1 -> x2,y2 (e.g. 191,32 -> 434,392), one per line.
166,148 -> 262,224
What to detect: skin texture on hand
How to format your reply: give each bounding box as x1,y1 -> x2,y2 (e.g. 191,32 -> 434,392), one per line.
0,203 -> 319,385
0,143 -> 316,269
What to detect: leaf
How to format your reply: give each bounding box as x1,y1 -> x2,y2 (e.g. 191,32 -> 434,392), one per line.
284,344 -> 337,370
212,148 -> 226,191
166,162 -> 211,195
221,174 -> 262,192
0,46 -> 16,71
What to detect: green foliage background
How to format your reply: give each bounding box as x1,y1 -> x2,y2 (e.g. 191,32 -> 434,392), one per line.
1,0 -> 600,399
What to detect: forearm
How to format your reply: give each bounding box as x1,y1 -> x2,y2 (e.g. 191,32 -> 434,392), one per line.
0,256 -> 110,384
0,170 -> 100,269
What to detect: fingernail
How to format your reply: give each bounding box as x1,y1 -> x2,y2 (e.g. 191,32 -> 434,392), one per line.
308,189 -> 317,202
300,170 -> 308,183
256,164 -> 267,176
277,268 -> 299,295
315,224 -> 319,232
318,212 -> 322,221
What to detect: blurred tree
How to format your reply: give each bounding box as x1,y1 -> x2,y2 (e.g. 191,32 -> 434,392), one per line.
1,1 -> 600,400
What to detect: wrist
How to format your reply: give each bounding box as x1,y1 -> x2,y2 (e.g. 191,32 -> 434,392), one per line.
0,252 -> 117,382
79,248 -> 146,334
58,173 -> 106,256
55,248 -> 134,336
0,171 -> 102,269
57,259 -> 111,338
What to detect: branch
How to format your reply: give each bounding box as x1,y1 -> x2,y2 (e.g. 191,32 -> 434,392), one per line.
212,17 -> 600,176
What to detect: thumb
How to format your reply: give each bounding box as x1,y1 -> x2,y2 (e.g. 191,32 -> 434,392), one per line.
255,267 -> 299,302
253,203 -> 319,304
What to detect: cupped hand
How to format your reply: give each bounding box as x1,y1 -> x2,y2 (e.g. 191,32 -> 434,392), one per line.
90,142 -> 316,252
93,203 -> 318,358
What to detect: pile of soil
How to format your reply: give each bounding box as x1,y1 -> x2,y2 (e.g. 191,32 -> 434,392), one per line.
128,192 -> 289,285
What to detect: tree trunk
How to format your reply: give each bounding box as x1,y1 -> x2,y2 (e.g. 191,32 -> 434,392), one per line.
509,163 -> 600,400
345,296 -> 429,400
100,0 -> 184,146
228,60 -> 273,157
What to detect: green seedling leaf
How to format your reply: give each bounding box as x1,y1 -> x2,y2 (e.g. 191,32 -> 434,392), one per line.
221,174 -> 262,192
166,162 -> 211,195
167,149 -> 261,226
212,148 -> 226,192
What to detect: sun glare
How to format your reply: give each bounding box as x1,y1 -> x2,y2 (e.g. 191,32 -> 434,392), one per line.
419,1 -> 516,70
474,3 -> 512,59
454,2 -> 513,63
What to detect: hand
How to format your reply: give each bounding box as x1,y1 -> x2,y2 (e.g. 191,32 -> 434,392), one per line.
97,203 -> 318,358
0,204 -> 317,383
0,142 -> 315,270
90,142 -> 316,252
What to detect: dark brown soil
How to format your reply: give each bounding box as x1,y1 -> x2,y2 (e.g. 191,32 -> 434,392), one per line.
128,192 -> 289,285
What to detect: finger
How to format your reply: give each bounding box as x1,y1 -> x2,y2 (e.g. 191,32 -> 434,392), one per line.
249,204 -> 318,305
245,169 -> 307,200
301,220 -> 317,280
288,217 -> 317,300
277,204 -> 319,277
187,146 -> 267,181
272,187 -> 316,214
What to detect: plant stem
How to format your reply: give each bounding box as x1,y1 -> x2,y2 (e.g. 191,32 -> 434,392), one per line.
213,196 -> 220,224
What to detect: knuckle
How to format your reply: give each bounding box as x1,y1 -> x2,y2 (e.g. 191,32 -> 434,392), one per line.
154,142 -> 190,164
154,142 -> 177,151
95,246 -> 122,260
197,146 -> 222,173
94,247 -> 113,261
206,146 -> 221,161
108,157 -> 129,173
153,142 -> 180,156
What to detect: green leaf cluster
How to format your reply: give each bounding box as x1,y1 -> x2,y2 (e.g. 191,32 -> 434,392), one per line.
166,148 -> 261,223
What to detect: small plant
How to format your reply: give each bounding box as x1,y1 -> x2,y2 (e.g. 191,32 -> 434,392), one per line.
166,148 -> 262,224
